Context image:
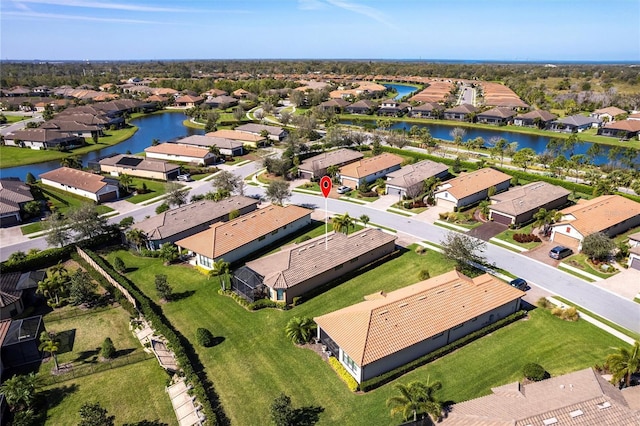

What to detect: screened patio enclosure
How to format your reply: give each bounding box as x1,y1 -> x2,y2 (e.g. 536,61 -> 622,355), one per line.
231,266 -> 269,302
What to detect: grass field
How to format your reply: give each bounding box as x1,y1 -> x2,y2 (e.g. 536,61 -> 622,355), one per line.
124,177 -> 169,204
493,224 -> 542,250
101,246 -> 628,425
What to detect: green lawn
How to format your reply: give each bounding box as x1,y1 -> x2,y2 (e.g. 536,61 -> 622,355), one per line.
125,177 -> 169,204
493,224 -> 542,250
563,253 -> 619,279
3,115 -> 28,124
100,247 -> 626,425
37,184 -> 114,216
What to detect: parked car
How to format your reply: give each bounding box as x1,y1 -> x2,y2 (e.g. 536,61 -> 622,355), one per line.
509,278 -> 528,291
176,174 -> 192,182
337,185 -> 352,194
549,246 -> 573,260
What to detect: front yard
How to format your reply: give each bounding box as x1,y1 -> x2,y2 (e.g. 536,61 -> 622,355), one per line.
493,223 -> 543,250
100,246 -> 627,425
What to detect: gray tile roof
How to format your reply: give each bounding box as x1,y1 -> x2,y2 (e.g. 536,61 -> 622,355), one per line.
170,135 -> 244,150
234,123 -> 285,137
386,160 -> 449,189
489,182 -> 570,217
0,272 -> 23,308
0,178 -> 34,214
298,149 -> 364,173
555,115 -> 601,127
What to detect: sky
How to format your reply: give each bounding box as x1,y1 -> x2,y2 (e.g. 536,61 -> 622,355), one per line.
1,0 -> 639,62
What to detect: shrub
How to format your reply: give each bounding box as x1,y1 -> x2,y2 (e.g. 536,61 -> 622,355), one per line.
513,233 -> 541,243
561,306 -> 579,321
113,256 -> 126,273
328,356 -> 359,392
155,202 -> 169,214
415,246 -> 427,255
296,235 -> 312,243
101,337 -> 115,359
536,297 -> 553,309
292,296 -> 302,306
196,328 -> 214,347
418,269 -> 430,280
523,363 -> 547,381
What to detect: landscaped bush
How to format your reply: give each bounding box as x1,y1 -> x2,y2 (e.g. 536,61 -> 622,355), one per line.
415,246 -> 427,255
250,298 -> 287,311
419,269 -> 430,280
196,328 -> 214,347
513,233 -> 541,243
536,297 -> 553,309
328,356 -> 359,392
523,362 -> 547,381
113,256 -> 126,273
296,235 -> 312,243
101,337 -> 116,359
552,306 -> 579,322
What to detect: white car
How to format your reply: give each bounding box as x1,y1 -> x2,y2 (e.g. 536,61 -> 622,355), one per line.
176,174 -> 192,182
337,185 -> 352,194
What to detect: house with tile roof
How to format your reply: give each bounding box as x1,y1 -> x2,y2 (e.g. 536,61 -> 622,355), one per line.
298,149 -> 364,180
550,115 -> 602,133
408,102 -> 445,119
3,128 -> 85,150
435,168 -> 511,211
550,195 -> 640,251
232,229 -> 397,304
476,107 -> 517,125
169,135 -> 244,157
234,123 -> 288,141
628,232 -> 640,270
98,154 -> 181,181
377,99 -> 410,117
0,178 -> 34,227
385,160 -> 449,199
598,120 -> 640,140
488,182 -> 570,226
315,270 -> 524,384
338,153 -> 403,189
318,99 -> 351,112
513,109 -> 557,128
132,197 -> 259,250
443,368 -> 640,425
590,106 -> 627,122
345,99 -> 377,115
144,143 -> 216,165
177,205 -> 312,268
204,95 -> 239,109
206,129 -> 267,148
0,272 -> 27,320
174,95 -> 204,108
40,167 -> 119,203
443,104 -> 478,121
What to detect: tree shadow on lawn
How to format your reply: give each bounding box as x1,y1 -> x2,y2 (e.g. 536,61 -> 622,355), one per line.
170,290 -> 195,301
33,383 -> 80,424
114,348 -> 136,357
123,421 -> 169,426
56,329 -> 76,355
124,267 -> 139,273
292,405 -> 325,426
75,348 -> 100,363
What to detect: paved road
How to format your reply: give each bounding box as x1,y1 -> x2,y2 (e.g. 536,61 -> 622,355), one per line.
2,160 -> 639,334
0,114 -> 43,136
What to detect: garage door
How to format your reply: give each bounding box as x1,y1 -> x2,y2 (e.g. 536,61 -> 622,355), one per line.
98,191 -> 118,203
299,171 -> 313,180
631,257 -> 640,271
437,198 -> 457,210
552,233 -> 581,250
0,214 -> 20,227
386,185 -> 403,196
491,212 -> 513,226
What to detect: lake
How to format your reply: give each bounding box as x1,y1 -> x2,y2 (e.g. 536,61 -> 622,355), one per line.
384,83 -> 418,100
0,112 -> 203,181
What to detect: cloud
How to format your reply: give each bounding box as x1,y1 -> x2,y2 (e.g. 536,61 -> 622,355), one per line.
10,0 -> 32,11
297,0 -> 327,10
11,0 -> 190,13
326,0 -> 399,30
3,10 -> 162,24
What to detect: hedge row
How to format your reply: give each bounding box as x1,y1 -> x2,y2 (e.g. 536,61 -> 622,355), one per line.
79,248 -> 220,425
382,146 -> 478,170
513,233 -> 541,243
328,356 -> 359,392
360,310 -> 527,392
218,290 -> 287,311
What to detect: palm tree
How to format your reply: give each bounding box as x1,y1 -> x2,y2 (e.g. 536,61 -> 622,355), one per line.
209,259 -> 230,290
387,379 -> 443,423
119,174 -> 133,193
359,214 -> 370,228
7,251 -> 27,264
285,317 -> 317,344
209,145 -> 221,163
532,208 -> 562,237
37,267 -> 68,306
0,373 -> 38,412
332,212 -> 354,235
606,341 -> 640,388
125,228 -> 147,252
39,331 -> 60,371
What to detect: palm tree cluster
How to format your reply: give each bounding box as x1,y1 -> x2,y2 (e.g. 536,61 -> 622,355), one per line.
606,341 -> 640,388
386,378 -> 444,423
37,263 -> 69,307
332,212 -> 354,235
285,317 -> 317,345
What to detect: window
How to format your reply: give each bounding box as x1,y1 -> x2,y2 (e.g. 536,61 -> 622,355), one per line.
334,264 -> 343,271
566,227 -> 570,233
276,289 -> 284,301
350,256 -> 359,263
342,352 -> 358,373
258,235 -> 266,241
271,229 -> 279,236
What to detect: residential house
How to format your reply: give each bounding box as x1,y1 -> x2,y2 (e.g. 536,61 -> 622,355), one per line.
0,272 -> 26,320
338,153 -> 403,189
177,205 -> 312,268
550,115 -> 602,133
315,270 -> 524,384
133,197 -> 259,250
550,195 -> 640,251
476,107 -> 516,125
144,143 -> 216,165
435,168 -> 511,211
232,89 -> 252,99
345,100 -> 376,115
408,102 -> 444,119
377,99 -> 410,116
206,129 -> 267,148
318,99 -> 350,113
628,232 -> 640,270
174,95 -> 204,108
598,120 -> 640,140
3,128 -> 84,150
628,112 -> 640,121
0,315 -> 46,369
40,167 -> 119,203
488,182 -> 571,226
513,109 -> 557,128
298,149 -> 364,180
0,178 -> 34,227
385,160 -> 449,199
98,154 -> 181,181
234,123 -> 288,141
443,368 -> 640,425
590,106 -> 627,123
205,95 -> 239,109
443,104 -> 477,121
232,229 -> 397,304
169,135 -> 244,157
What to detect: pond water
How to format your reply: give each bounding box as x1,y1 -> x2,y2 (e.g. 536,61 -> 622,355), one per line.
384,83 -> 418,100
1,112 -> 203,181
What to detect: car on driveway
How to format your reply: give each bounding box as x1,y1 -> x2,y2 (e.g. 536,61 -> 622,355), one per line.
176,174 -> 192,182
509,278 -> 528,291
337,185 -> 352,194
549,245 -> 573,260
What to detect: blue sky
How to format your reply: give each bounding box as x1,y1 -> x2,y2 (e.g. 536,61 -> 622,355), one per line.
1,0 -> 639,61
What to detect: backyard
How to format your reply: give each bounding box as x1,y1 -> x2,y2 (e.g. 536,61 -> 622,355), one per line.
101,246 -> 628,425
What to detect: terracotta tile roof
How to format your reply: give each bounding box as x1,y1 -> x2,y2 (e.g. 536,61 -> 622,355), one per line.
602,120 -> 640,132
0,178 -> 34,214
516,109 -> 557,121
176,205 -> 312,259
490,182 -> 570,216
411,102 -> 445,112
445,104 -> 478,114
593,106 -> 626,117
0,319 -> 11,346
315,271 -> 524,366
144,143 -> 209,159
339,153 -> 403,179
206,129 -> 264,143
410,81 -> 453,103
171,135 -> 243,151
0,272 -> 23,308
553,195 -> 640,236
477,107 -> 516,119
444,368 -> 640,425
386,160 -> 449,189
175,95 -> 203,103
134,197 -> 259,240
245,229 -> 396,290
299,149 -> 364,173
39,167 -> 113,193
437,168 -> 511,200
628,231 -> 640,242
99,154 -> 180,173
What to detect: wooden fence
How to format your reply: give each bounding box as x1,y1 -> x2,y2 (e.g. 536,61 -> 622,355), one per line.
76,247 -> 137,308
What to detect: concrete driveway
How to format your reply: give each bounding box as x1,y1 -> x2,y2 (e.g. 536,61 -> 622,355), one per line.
522,240 -> 561,267
595,269 -> 640,300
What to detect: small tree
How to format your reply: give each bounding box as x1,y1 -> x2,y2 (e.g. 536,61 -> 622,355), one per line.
155,274 -> 173,301
581,232 -> 615,262
165,182 -> 188,207
78,402 -> 115,426
196,328 -> 215,347
270,393 -> 295,426
440,232 -> 487,274
155,202 -> 170,214
523,363 -> 547,381
68,269 -> 97,306
101,337 -> 116,359
606,341 -> 640,388
39,331 -> 60,371
113,257 -> 126,274
159,242 -> 179,264
265,180 -> 291,205
25,172 -> 36,184
285,317 -> 317,344
359,214 -> 370,228
0,373 -> 38,412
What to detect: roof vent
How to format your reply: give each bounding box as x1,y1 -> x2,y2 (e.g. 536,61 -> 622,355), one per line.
417,296 -> 427,301
379,310 -> 388,315
398,303 -> 408,308
436,290 -> 445,294
569,410 -> 583,418
597,401 -> 611,410
542,418 -> 558,426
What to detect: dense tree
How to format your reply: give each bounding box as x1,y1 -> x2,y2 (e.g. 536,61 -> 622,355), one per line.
68,269 -> 97,306
450,127 -> 466,151
119,174 -> 133,193
441,232 -> 487,273
532,208 -> 562,237
78,402 -> 115,426
512,148 -> 537,171
125,228 -> 146,252
270,393 -> 295,426
359,214 -> 370,228
606,341 -> 640,388
7,251 -> 27,264
332,212 -> 354,235
101,337 -> 116,359
211,170 -> 243,195
265,180 -> 291,205
581,232 -> 615,261
68,203 -> 108,241
285,317 -> 317,344
155,274 -> 173,301
113,256 -> 126,273
25,172 -> 36,184
0,373 -> 38,412
158,242 -> 178,264
43,211 -> 70,248
37,264 -> 69,306
165,182 -> 188,207
387,379 -> 443,423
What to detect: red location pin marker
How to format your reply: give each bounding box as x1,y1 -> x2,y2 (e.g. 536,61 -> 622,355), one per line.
320,176 -> 332,198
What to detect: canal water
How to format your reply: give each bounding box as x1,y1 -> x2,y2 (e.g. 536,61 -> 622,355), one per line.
384,83 -> 418,100
1,112 -> 203,181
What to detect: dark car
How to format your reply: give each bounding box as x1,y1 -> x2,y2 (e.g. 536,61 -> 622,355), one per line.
549,245 -> 573,260
509,278 -> 528,291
